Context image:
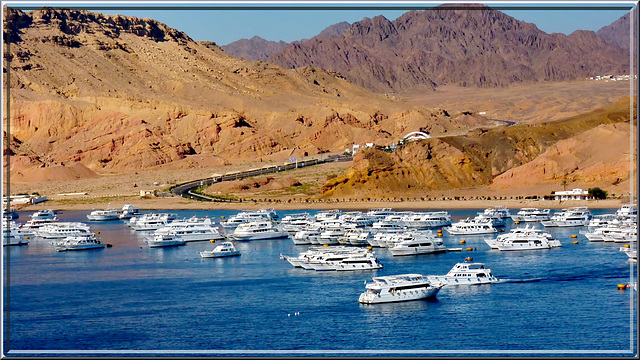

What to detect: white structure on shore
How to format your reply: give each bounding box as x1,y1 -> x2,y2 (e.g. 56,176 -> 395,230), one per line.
553,188 -> 592,201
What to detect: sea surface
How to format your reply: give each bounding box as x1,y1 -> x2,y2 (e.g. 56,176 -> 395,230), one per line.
3,208 -> 637,357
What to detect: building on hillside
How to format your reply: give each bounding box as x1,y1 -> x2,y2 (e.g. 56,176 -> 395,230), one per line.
552,188 -> 592,201
140,190 -> 158,197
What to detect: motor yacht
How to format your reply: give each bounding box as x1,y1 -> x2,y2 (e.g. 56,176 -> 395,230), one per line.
154,218 -> 224,242
388,232 -> 447,256
87,207 -> 122,221
314,209 -> 343,222
146,232 -> 186,248
587,214 -> 619,228
445,218 -> 497,235
221,211 -> 273,230
232,221 -> 288,240
601,225 -> 638,243
541,207 -> 591,227
510,208 -> 551,222
119,204 -> 140,219
619,246 -> 637,262
365,208 -> 396,221
200,241 -> 241,258
34,222 -> 92,239
3,225 -> 29,246
358,274 -> 443,304
401,211 -> 452,229
31,209 -> 57,221
129,213 -> 176,231
428,262 -> 499,285
290,226 -> 323,245
55,233 -> 105,251
486,226 -> 561,251
474,206 -> 510,227
307,250 -> 382,271
616,204 -> 637,221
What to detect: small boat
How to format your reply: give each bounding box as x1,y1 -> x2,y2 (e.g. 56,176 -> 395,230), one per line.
428,262 -> 500,286
200,241 -> 240,258
55,233 -> 105,251
358,274 -> 443,304
119,204 -> 140,219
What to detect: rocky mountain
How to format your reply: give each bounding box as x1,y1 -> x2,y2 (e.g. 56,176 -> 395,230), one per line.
321,97 -> 635,199
596,8 -> 637,49
3,7 -> 471,178
222,21 -> 351,61
314,21 -> 350,39
220,36 -> 288,61
268,5 -> 630,92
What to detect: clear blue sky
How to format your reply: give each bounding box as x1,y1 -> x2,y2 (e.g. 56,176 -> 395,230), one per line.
11,2 -> 635,46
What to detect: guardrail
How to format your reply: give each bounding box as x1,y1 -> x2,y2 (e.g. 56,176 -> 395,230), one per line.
170,154 -> 352,202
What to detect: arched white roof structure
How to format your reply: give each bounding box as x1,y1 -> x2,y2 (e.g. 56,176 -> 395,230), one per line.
402,131 -> 431,142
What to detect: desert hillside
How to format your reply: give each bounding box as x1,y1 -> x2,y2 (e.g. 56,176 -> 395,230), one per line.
4,7 -> 480,178
321,97 -> 636,199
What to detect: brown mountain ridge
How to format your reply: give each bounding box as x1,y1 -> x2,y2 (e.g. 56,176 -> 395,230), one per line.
268,5 -> 630,92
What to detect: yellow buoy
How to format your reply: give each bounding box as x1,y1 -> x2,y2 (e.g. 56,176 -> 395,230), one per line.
571,234 -> 577,238
25,237 -> 29,240
499,229 -> 505,232
466,247 -> 473,251
514,221 -> 520,224
465,257 -> 473,262
460,240 -> 466,244
366,246 -> 372,250
437,233 -> 443,237
221,216 -> 225,219
323,244 -> 329,247
210,239 -> 216,243
572,241 -> 579,245
618,284 -> 627,290
95,231 -> 100,234
623,244 -> 630,248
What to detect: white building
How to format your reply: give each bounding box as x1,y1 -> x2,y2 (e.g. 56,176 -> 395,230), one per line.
553,188 -> 592,201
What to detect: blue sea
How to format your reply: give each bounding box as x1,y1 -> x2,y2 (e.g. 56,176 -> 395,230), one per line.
3,208 -> 637,357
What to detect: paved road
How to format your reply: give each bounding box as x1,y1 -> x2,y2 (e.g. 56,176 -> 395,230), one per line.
170,154 -> 353,202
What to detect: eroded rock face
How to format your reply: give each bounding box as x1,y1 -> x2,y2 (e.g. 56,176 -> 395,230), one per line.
321,98 -> 634,198
4,7 -> 466,178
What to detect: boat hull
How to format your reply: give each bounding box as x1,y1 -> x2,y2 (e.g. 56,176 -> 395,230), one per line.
358,286 -> 441,304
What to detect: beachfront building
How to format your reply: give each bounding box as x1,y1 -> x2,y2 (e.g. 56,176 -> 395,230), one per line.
553,188 -> 592,201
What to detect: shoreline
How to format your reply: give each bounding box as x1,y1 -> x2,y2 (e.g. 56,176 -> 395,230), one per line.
13,196 -> 627,212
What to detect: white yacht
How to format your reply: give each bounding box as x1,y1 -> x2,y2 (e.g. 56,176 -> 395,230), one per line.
221,211 -> 273,230
358,274 -> 443,304
119,204 -> 140,219
130,213 -> 176,231
616,204 -> 637,220
290,226 -> 323,245
232,221 -> 288,240
280,213 -> 312,233
200,241 -> 241,258
474,206 -> 510,227
3,226 -> 29,246
388,232 -> 447,256
401,211 -> 452,229
486,226 -> 561,251
345,230 -> 375,246
307,250 -> 382,271
541,207 -> 591,227
365,208 -> 395,220
510,208 -> 551,222
446,218 -> 497,235
371,220 -> 406,232
146,233 -> 186,248
31,209 -> 57,221
55,233 -> 105,251
587,214 -> 619,228
314,209 -> 343,222
154,218 -> 224,242
87,207 -> 122,221
34,222 -> 92,239
602,225 -> 638,243
428,262 -> 499,286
